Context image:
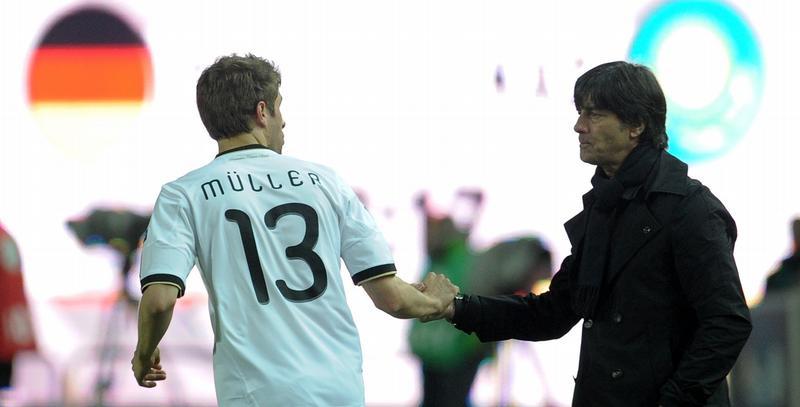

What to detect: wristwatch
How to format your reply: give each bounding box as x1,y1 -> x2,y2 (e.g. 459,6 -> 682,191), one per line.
450,293 -> 466,325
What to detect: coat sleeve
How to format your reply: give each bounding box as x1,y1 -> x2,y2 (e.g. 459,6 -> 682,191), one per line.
451,255 -> 581,342
659,187 -> 752,406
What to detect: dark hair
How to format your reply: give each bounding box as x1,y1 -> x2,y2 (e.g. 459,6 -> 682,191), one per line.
574,61 -> 668,149
196,54 -> 281,140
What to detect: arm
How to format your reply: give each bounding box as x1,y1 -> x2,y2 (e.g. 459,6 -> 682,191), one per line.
132,283 -> 179,387
362,273 -> 457,321
450,255 -> 581,342
659,189 -> 752,406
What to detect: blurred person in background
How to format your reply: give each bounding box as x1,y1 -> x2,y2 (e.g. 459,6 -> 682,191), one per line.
131,53 -> 456,406
765,217 -> 800,292
409,191 -> 493,407
428,61 -> 752,406
0,222 -> 37,403
410,191 -> 554,407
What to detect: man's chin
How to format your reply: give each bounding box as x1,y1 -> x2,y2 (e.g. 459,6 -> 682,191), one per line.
579,152 -> 596,165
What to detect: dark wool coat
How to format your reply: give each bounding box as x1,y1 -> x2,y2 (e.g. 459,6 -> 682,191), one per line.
453,151 -> 752,406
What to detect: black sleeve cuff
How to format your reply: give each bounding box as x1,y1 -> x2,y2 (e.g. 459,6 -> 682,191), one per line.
452,294 -> 477,334
141,274 -> 186,298
352,263 -> 397,285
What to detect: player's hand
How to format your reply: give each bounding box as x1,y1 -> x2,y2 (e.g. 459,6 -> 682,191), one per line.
419,272 -> 458,322
132,347 -> 166,388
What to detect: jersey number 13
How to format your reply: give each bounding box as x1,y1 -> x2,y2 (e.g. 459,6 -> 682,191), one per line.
225,203 -> 327,304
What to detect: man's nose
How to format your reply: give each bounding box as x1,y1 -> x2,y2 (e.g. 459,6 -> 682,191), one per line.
574,116 -> 587,133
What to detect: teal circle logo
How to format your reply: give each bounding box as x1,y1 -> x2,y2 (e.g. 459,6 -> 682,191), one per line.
629,0 -> 763,163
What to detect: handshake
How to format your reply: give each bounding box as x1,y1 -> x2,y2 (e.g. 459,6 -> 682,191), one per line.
413,272 -> 460,323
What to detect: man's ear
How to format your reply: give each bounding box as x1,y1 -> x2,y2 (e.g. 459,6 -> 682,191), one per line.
630,123 -> 645,140
254,101 -> 269,127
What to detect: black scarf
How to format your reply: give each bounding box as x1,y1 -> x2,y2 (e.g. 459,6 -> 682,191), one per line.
573,143 -> 660,318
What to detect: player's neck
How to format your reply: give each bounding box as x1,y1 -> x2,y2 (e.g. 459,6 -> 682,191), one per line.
217,132 -> 270,155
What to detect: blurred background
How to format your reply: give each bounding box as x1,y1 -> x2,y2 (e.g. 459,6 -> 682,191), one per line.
0,0 -> 797,405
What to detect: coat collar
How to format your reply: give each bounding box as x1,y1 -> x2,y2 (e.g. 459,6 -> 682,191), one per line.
565,150 -> 689,251
646,150 -> 689,198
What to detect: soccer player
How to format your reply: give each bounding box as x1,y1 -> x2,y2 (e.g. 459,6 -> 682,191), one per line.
131,54 -> 457,406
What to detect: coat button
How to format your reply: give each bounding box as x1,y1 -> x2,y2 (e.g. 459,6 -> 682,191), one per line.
613,313 -> 622,323
642,226 -> 652,234
611,369 -> 624,380
583,319 -> 593,329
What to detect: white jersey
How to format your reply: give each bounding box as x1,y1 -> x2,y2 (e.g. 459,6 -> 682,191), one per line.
140,145 -> 396,406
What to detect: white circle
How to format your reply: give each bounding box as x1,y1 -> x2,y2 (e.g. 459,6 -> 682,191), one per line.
655,21 -> 731,109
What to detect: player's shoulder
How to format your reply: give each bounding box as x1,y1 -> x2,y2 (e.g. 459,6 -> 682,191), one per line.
274,153 -> 324,170
166,165 -> 208,187
155,160 -> 218,198
282,155 -> 344,184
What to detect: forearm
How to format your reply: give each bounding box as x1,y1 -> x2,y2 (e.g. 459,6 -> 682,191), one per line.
135,286 -> 178,358
363,275 -> 454,320
385,281 -> 447,319
454,265 -> 579,341
453,292 -> 579,341
136,306 -> 173,357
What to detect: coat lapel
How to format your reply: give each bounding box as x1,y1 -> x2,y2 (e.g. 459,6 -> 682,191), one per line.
564,192 -> 591,252
603,151 -> 686,285
604,203 -> 661,285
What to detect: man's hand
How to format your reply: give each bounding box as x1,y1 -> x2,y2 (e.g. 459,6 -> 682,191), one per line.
132,347 -> 166,388
418,272 -> 459,322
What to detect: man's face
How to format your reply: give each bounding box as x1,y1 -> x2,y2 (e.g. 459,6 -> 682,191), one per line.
266,93 -> 285,153
573,101 -> 640,176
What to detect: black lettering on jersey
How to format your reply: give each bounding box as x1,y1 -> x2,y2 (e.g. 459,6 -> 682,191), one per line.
288,170 -> 303,186
248,174 -> 263,191
267,174 -> 283,189
201,179 -> 224,200
203,171 -> 323,200
227,172 -> 244,191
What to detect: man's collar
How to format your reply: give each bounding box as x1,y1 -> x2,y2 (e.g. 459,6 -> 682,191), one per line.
645,150 -> 689,197
215,144 -> 269,158
582,150 -> 688,206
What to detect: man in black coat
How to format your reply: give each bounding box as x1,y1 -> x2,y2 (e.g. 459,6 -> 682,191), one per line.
431,61 -> 752,406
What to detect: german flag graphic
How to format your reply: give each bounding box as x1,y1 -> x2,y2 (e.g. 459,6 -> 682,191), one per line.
28,7 -> 153,159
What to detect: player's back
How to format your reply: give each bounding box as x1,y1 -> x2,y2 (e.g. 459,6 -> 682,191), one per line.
145,145 -> 391,406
